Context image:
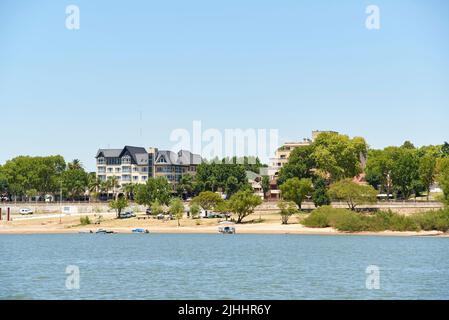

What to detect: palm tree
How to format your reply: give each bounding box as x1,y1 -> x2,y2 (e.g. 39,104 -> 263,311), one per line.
68,159 -> 83,170
122,183 -> 135,200
107,176 -> 120,200
88,174 -> 101,202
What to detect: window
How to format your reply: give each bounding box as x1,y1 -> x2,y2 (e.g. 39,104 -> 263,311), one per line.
122,166 -> 131,173
97,157 -> 105,165
98,166 -> 106,173
115,168 -> 121,173
122,155 -> 131,164
133,176 -> 138,181
108,167 -> 113,173
142,176 -> 147,181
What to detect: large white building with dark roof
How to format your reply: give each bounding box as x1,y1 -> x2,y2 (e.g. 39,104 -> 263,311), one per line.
95,146 -> 202,188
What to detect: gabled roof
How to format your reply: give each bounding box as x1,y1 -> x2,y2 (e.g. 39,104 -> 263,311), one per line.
96,146 -> 148,165
96,149 -> 122,158
155,150 -> 202,166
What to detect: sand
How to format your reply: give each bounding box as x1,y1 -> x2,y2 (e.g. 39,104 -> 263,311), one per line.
0,211 -> 445,237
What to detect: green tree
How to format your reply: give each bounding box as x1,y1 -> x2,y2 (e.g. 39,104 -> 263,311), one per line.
277,200 -> 298,224
189,202 -> 201,219
225,176 -> 240,198
169,198 -> 185,226
437,158 -> 449,204
109,196 -> 129,218
191,191 -> 223,211
134,177 -> 172,207
61,167 -> 88,200
261,176 -> 270,199
328,179 -> 378,211
390,147 -> 420,199
277,146 -> 315,185
312,133 -> 367,181
151,199 -> 164,216
228,190 -> 262,223
176,174 -> 194,198
442,142 -> 449,157
121,183 -> 135,200
279,178 -> 313,210
312,177 -> 331,207
419,154 -> 437,201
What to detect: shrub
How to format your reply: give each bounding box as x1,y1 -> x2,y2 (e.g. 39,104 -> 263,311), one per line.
413,209 -> 449,232
80,216 -> 91,225
302,206 -> 350,228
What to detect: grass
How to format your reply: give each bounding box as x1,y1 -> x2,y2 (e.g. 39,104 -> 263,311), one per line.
302,206 -> 449,233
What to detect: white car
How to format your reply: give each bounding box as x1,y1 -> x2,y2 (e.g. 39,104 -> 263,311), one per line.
19,208 -> 33,215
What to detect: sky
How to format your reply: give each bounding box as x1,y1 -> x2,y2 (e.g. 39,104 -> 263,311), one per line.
0,0 -> 448,171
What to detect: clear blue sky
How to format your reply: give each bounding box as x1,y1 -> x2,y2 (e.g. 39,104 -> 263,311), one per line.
1,0 -> 448,171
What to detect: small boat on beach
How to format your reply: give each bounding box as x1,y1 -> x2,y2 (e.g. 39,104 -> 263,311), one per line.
132,228 -> 149,234
96,229 -> 115,234
78,230 -> 93,234
218,221 -> 236,234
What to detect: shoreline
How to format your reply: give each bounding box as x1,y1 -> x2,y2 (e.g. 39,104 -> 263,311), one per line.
1,212 -> 447,238
0,224 -> 446,238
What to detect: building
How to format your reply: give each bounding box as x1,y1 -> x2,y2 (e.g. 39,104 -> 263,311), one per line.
154,149 -> 202,185
96,146 -> 151,186
95,146 -> 202,190
245,171 -> 265,200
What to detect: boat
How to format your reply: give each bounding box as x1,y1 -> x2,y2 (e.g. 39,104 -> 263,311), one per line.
132,228 -> 149,234
78,230 -> 93,234
218,221 -> 236,234
96,228 -> 115,234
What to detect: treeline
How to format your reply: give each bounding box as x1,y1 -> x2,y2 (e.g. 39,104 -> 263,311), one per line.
277,133 -> 449,207
0,156 -> 93,201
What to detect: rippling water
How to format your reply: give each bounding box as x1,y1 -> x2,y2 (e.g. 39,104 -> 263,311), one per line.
0,234 -> 448,299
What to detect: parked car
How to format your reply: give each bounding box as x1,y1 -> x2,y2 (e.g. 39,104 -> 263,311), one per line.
145,208 -> 152,215
118,211 -> 136,219
19,208 -> 33,215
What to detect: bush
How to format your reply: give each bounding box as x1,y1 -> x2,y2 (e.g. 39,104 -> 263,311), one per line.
413,209 -> 449,232
80,216 -> 91,225
303,207 -> 422,232
302,206 -> 350,228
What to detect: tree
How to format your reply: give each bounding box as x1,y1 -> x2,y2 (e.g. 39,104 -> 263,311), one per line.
189,202 -> 201,219
390,147 -> 420,199
419,154 -> 437,201
176,174 -> 194,198
328,179 -> 378,211
261,176 -> 270,199
88,173 -> 101,201
150,200 -> 164,216
277,145 -> 315,185
107,176 -> 120,199
109,196 -> 129,218
225,176 -> 240,198
169,198 -> 185,227
365,148 -> 394,198
279,178 -> 313,210
195,161 -> 249,194
312,177 -> 330,207
122,183 -> 135,200
68,159 -> 83,170
228,190 -> 262,223
134,177 -> 172,207
437,158 -> 449,204
312,133 -> 367,182
277,200 -> 298,224
61,167 -> 88,200
191,191 -> 223,211
442,142 -> 449,157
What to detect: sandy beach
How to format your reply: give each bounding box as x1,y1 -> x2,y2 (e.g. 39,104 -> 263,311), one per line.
0,211 -> 445,237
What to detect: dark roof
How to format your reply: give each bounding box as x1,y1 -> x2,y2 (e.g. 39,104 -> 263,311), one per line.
96,146 -> 148,165
155,150 -> 202,166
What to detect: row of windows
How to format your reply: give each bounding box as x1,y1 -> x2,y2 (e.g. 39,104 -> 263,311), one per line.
97,175 -> 148,182
98,166 -> 149,173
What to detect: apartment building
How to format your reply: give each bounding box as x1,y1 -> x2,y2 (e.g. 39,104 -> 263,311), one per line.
154,150 -> 202,185
95,146 -> 152,186
95,146 -> 202,189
